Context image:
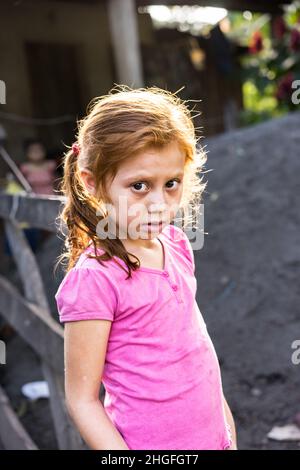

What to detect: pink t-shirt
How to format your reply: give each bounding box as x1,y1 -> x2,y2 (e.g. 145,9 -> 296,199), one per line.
55,224 -> 233,450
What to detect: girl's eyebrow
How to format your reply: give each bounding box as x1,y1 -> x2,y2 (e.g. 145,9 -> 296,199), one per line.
123,171 -> 184,182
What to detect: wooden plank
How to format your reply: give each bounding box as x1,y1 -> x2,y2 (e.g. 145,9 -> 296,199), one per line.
5,220 -> 50,309
0,146 -> 33,193
2,221 -> 88,450
0,275 -> 64,375
41,363 -> 89,450
0,385 -> 38,450
0,194 -> 64,232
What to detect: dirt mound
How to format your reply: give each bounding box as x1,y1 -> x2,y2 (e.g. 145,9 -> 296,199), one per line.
197,111 -> 300,449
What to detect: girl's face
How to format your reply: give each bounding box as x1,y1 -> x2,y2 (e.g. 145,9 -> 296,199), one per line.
104,140 -> 185,243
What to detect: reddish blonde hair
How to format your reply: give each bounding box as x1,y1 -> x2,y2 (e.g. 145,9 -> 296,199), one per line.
56,85 -> 207,279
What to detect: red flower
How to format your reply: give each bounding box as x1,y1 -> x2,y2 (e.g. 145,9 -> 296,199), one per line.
249,31 -> 264,54
272,16 -> 287,40
290,29 -> 300,51
275,72 -> 295,101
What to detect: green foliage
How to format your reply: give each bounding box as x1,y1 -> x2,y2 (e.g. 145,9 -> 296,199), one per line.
239,81 -> 287,126
226,2 -> 300,126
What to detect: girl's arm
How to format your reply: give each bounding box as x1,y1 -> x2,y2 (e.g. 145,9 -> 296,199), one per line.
64,319 -> 130,450
223,395 -> 238,450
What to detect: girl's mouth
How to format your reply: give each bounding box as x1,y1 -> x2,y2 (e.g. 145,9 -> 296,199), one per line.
141,221 -> 163,231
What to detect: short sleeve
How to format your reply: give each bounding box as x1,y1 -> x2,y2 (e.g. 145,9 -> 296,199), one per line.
167,224 -> 195,273
55,267 -> 119,323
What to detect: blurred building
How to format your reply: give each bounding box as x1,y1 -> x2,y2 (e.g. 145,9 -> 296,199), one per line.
0,0 -> 293,174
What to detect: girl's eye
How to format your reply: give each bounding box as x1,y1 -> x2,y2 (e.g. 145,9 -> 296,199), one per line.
131,182 -> 148,192
166,179 -> 181,190
130,179 -> 181,193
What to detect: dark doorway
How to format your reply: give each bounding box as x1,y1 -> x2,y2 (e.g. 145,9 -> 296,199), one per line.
25,42 -> 84,155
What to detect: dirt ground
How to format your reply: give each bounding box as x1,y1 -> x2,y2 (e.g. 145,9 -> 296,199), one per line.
196,111 -> 300,450
1,111 -> 300,449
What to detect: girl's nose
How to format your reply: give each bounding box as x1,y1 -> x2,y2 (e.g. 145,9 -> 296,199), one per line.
147,193 -> 168,213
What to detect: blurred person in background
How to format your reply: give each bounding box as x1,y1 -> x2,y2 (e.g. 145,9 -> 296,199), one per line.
20,139 -> 57,196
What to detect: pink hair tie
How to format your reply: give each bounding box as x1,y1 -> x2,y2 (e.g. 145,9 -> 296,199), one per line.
72,142 -> 80,155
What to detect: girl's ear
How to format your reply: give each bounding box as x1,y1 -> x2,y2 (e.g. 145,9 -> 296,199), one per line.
79,169 -> 96,196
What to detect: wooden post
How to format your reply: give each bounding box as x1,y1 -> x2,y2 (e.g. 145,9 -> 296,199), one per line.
3,220 -> 88,450
107,0 -> 144,87
0,385 -> 38,450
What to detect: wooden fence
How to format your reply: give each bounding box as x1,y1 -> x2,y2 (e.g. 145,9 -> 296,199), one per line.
0,193 -> 89,450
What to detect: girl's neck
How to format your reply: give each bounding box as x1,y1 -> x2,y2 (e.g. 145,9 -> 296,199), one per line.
121,232 -> 160,251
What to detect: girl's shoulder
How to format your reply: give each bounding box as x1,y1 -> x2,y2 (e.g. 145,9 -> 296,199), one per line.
55,248 -> 120,324
161,223 -> 195,273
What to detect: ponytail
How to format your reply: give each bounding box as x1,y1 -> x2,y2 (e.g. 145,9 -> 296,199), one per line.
55,145 -> 140,279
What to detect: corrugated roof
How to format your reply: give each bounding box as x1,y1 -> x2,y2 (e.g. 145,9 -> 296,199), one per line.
44,0 -> 293,14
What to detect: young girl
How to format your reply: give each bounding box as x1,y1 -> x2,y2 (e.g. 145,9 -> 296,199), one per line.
20,139 -> 57,195
54,85 -> 237,451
